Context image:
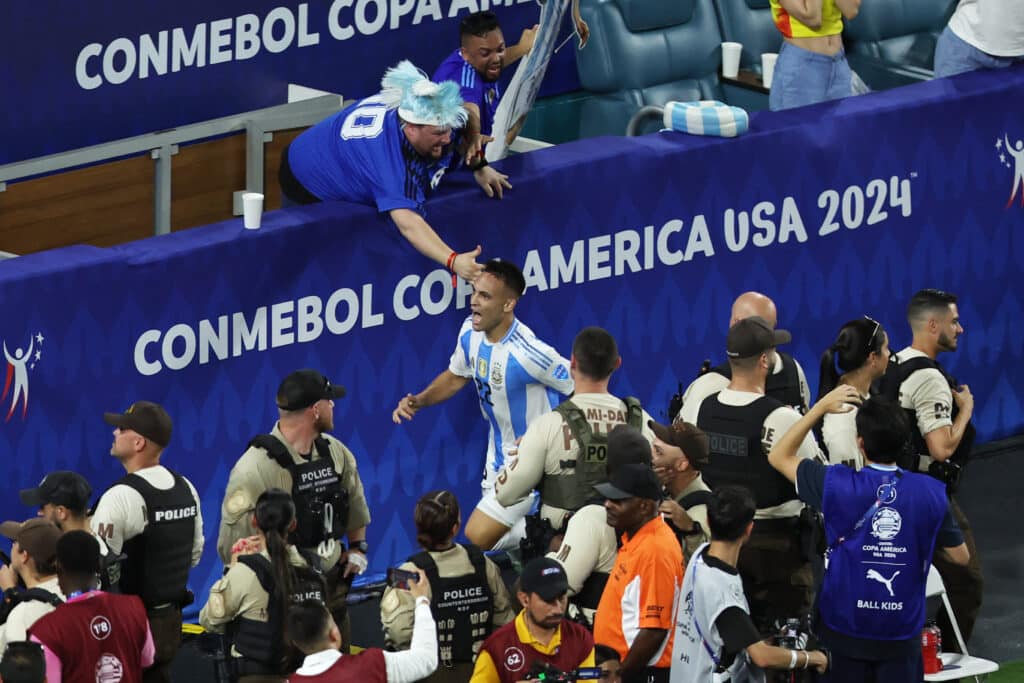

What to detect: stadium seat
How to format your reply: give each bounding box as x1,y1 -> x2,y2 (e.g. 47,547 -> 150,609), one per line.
844,0 -> 957,89
924,565 -> 999,682
575,0 -> 724,138
712,0 -> 782,74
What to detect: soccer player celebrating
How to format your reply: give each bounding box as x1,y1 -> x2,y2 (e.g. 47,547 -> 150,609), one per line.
392,260 -> 573,551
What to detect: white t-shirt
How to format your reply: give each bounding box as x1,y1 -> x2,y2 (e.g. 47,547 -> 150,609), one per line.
0,576 -> 65,651
670,545 -> 752,683
949,0 -> 1024,57
676,354 -> 811,422
90,465 -> 204,566
679,388 -> 824,519
821,400 -> 865,470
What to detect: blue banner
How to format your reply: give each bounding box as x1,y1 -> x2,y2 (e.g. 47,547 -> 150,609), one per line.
0,66 -> 1021,617
0,0 -> 581,165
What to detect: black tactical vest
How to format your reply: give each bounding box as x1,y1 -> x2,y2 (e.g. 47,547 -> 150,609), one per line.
538,397 -> 644,513
711,352 -> 806,413
875,355 -> 976,472
410,544 -> 493,665
696,393 -> 798,509
0,587 -> 62,625
249,435 -> 350,549
117,471 -> 197,607
231,552 -> 326,673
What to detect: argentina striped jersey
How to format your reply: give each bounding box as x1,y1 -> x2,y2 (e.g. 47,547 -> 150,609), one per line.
448,316 -> 573,483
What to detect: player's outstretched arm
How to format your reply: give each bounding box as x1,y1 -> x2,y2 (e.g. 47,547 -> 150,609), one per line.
393,370 -> 470,423
474,166 -> 512,199
390,208 -> 484,281
504,25 -> 538,65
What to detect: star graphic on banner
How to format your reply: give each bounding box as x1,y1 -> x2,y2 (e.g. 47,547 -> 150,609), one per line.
35,333 -> 44,345
34,351 -> 41,362
996,138 -> 1003,149
1001,153 -> 1007,164
30,363 -> 35,370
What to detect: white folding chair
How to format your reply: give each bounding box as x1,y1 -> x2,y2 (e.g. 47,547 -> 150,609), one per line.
923,564 -> 999,682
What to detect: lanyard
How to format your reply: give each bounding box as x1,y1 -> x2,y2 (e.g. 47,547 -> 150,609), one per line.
833,468 -> 902,547
690,554 -> 724,669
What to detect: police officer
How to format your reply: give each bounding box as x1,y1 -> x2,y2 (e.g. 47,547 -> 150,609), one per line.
91,401 -> 204,683
678,317 -> 824,631
876,288 -> 981,647
216,370 -> 370,652
494,327 -> 654,533
19,471 -> 121,590
546,425 -> 652,627
380,490 -> 514,682
201,489 -> 325,683
768,388 -> 970,682
648,420 -> 711,559
675,292 -> 811,418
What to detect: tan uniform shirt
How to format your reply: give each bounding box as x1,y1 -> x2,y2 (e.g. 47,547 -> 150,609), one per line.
200,546 -> 312,657
216,423 -> 371,568
494,393 -> 655,528
671,474 -> 711,560
380,545 -> 515,653
547,503 -> 618,625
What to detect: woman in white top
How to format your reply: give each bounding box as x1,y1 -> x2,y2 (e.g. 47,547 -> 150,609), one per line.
817,317 -> 890,469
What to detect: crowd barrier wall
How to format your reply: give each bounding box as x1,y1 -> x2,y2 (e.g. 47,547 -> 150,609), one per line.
1,0 -> 578,165
0,66 -> 1021,617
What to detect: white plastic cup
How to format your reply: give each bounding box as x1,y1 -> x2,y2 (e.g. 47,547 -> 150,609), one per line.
242,192 -> 264,230
761,52 -> 779,89
721,42 -> 743,79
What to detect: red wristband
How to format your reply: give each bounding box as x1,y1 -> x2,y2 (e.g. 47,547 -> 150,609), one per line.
445,251 -> 457,272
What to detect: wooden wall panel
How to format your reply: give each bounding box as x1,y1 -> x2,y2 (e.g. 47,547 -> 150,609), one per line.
170,134 -> 246,232
0,156 -> 154,254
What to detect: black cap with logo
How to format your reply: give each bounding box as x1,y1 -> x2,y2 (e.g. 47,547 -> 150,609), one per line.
726,316 -> 792,359
594,463 -> 663,501
519,557 -> 570,601
276,370 -> 346,411
20,471 -> 93,512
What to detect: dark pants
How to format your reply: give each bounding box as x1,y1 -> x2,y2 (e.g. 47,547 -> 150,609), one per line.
737,521 -> 814,632
144,606 -> 182,683
623,667 -> 669,683
933,496 -> 983,649
421,661 -> 475,683
325,563 -> 354,654
822,651 -> 922,683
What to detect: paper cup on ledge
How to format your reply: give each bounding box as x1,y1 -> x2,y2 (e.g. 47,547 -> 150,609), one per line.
761,53 -> 779,89
242,192 -> 264,230
721,42 -> 742,79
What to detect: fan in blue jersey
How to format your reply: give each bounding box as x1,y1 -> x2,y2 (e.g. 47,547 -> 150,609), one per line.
279,60 -> 512,282
433,9 -> 588,163
392,260 -> 574,551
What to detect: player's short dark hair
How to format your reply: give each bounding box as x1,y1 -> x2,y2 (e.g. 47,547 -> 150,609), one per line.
572,327 -> 619,380
594,644 -> 621,666
414,490 -> 460,550
287,599 -> 332,654
855,396 -> 911,465
56,530 -> 100,577
707,486 -> 756,542
907,289 -> 957,324
0,642 -> 45,683
460,11 -> 500,40
483,259 -> 526,298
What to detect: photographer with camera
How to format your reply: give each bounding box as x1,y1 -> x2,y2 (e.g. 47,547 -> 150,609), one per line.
381,490 -> 514,683
471,558 -> 594,683
90,401 -> 203,683
875,289 -> 981,648
670,486 -> 828,683
217,370 -> 371,652
768,388 -> 969,682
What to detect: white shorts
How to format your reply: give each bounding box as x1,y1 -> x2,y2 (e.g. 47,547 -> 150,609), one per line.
474,482 -> 537,528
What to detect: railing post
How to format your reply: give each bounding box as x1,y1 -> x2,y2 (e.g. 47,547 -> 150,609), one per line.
151,144 -> 179,236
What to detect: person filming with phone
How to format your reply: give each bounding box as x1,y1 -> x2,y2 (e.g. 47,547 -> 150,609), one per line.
288,568 -> 437,683
381,490 -> 514,683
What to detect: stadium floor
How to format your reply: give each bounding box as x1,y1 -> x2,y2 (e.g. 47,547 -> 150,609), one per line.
172,435 -> 1024,680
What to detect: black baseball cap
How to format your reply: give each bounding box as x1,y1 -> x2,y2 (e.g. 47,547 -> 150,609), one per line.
648,420 -> 710,470
103,401 -> 173,448
519,557 -> 569,601
607,424 -> 653,472
20,471 -> 92,511
726,316 -> 792,359
276,370 -> 346,411
594,463 -> 663,501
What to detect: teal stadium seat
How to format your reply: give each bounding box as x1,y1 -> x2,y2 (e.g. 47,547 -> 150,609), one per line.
575,0 -> 724,138
713,0 -> 782,73
844,0 -> 957,89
